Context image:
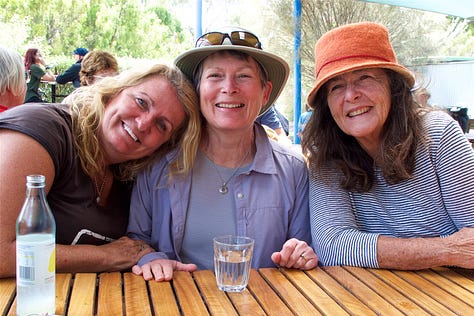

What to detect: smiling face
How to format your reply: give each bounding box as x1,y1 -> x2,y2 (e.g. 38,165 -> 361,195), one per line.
198,51 -> 272,133
325,68 -> 391,155
100,76 -> 186,164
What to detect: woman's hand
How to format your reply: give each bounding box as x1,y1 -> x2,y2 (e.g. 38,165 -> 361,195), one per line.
132,259 -> 197,281
445,227 -> 474,269
271,238 -> 318,270
100,237 -> 154,271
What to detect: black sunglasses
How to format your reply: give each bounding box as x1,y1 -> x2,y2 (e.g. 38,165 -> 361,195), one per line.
195,31 -> 262,49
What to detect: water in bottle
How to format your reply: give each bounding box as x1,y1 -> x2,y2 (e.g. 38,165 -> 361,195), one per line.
16,175 -> 56,316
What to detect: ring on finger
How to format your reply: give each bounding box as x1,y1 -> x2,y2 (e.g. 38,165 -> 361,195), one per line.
300,253 -> 309,262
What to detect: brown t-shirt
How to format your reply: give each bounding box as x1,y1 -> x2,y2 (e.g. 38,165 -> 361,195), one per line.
0,103 -> 132,245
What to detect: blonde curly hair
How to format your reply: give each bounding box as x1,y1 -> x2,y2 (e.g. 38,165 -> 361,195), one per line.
67,63 -> 201,181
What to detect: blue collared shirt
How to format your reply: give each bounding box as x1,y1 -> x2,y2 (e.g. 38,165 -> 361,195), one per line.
128,124 -> 311,268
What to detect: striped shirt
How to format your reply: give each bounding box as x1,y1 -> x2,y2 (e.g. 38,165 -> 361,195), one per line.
309,110 -> 474,267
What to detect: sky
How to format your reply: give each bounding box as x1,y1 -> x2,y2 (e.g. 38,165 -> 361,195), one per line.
166,0 -> 268,40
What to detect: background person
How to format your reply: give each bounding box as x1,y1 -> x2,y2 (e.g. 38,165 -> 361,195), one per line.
23,48 -> 56,103
303,22 -> 474,270
128,27 -> 317,282
297,104 -> 312,141
56,47 -> 88,88
256,105 -> 284,134
413,87 -> 431,108
79,50 -> 119,86
0,46 -> 26,112
256,105 -> 291,144
0,64 -> 201,277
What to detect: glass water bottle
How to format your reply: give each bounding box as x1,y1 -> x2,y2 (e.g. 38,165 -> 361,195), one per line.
16,175 -> 56,316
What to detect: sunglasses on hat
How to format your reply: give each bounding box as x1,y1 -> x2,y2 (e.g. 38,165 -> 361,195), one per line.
195,31 -> 262,49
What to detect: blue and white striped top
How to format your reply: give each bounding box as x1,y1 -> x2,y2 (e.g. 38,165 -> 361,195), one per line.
309,110 -> 474,267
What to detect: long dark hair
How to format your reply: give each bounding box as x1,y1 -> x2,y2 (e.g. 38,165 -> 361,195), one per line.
303,69 -> 425,192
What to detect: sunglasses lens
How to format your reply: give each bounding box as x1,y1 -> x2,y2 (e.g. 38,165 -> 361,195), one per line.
195,32 -> 225,47
229,31 -> 261,48
195,31 -> 261,49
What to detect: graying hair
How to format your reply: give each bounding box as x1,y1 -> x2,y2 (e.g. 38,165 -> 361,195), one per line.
0,46 -> 25,96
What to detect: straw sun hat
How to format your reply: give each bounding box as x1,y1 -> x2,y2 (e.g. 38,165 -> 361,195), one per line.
307,22 -> 415,107
174,27 -> 290,115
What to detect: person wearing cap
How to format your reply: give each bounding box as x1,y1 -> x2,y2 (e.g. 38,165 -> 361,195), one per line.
303,22 -> 474,270
56,47 -> 88,88
128,27 -> 317,281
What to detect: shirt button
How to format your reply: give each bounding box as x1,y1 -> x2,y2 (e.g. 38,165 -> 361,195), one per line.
237,193 -> 244,199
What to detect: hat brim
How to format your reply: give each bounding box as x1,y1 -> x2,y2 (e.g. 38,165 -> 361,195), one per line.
174,45 -> 289,115
307,60 -> 415,107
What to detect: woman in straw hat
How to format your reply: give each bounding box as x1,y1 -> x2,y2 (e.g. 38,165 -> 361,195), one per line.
303,22 -> 474,270
128,27 -> 317,281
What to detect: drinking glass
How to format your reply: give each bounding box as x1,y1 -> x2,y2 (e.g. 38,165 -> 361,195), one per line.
213,235 -> 254,292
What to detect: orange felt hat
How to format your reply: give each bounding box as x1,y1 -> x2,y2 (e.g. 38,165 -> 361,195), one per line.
307,22 -> 415,107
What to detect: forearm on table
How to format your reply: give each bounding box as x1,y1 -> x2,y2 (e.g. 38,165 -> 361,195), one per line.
56,244 -> 120,273
1,243 -> 118,277
376,235 -> 451,270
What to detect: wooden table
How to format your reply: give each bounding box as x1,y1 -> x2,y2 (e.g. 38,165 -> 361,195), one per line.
1,266 -> 473,315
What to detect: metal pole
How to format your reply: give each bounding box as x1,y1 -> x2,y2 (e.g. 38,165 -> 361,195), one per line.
293,0 -> 302,144
196,0 -> 203,40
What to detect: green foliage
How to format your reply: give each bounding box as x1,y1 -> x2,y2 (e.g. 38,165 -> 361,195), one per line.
1,0 -> 192,61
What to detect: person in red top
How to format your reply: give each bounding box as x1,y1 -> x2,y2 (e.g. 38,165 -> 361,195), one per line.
0,46 -> 26,112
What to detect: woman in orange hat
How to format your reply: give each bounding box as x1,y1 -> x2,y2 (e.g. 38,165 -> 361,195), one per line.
303,22 -> 474,270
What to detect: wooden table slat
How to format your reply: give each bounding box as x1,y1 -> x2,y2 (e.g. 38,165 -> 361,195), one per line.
56,273 -> 72,315
307,267 -> 377,315
123,272 -> 152,315
67,273 -> 97,315
148,277 -> 181,316
6,298 -> 16,316
281,268 -> 349,316
394,270 -> 474,313
97,272 -> 123,316
0,278 -> 15,315
246,269 -> 293,316
370,269 -> 459,316
431,267 -> 474,293
173,270 -> 210,315
193,270 -> 238,316
416,269 -> 474,307
259,268 -> 322,315
323,266 -> 405,315
227,290 -> 267,316
343,266 -> 430,315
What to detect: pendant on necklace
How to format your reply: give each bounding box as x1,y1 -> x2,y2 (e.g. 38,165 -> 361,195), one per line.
96,196 -> 101,204
219,184 -> 229,194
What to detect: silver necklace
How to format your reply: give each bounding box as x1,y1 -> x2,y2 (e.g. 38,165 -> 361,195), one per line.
95,172 -> 108,204
210,149 -> 251,194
